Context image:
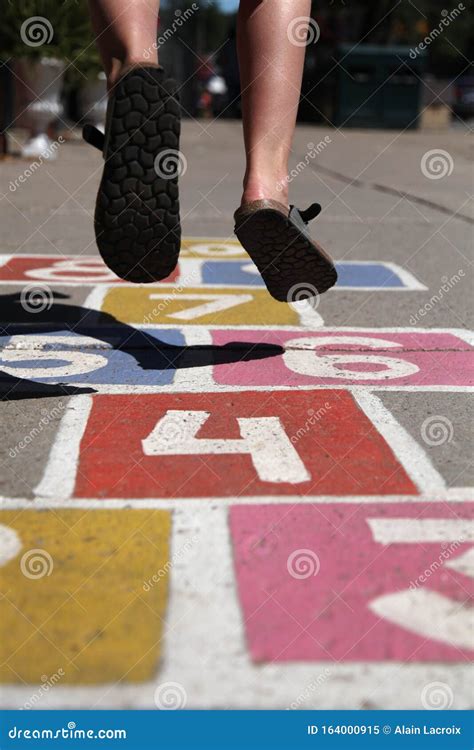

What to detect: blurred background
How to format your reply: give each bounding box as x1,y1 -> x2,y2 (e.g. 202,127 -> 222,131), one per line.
0,0 -> 473,160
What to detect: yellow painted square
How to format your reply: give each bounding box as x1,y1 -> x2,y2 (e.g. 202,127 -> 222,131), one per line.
102,286 -> 299,326
181,238 -> 246,259
0,509 -> 171,684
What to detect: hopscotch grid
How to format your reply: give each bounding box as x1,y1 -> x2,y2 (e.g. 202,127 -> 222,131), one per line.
0,251 -> 427,290
2,501 -> 470,709
2,494 -> 471,510
2,279 -> 472,705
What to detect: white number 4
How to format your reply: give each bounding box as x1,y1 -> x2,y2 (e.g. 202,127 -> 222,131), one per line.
142,410 -> 309,484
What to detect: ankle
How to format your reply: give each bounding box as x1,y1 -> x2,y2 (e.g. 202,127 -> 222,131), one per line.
242,171 -> 289,207
106,53 -> 159,91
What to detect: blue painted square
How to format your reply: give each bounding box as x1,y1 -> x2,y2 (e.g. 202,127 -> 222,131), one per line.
0,327 -> 185,386
335,263 -> 405,288
202,261 -> 263,286
200,260 -> 406,289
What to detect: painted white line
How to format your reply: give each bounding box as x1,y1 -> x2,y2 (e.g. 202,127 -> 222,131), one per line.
382,262 -> 427,291
446,487 -> 473,501
368,518 -> 474,544
289,300 -> 324,327
0,665 -> 470,709
452,329 -> 474,347
174,327 -> 214,388
34,395 -> 92,501
83,285 -> 109,311
352,389 -> 447,495
1,384 -> 472,395
0,254 -> 13,270
2,324 -> 472,336
1,494 -> 472,511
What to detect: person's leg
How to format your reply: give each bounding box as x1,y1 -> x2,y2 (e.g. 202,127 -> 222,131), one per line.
88,0 -> 159,90
237,0 -> 311,207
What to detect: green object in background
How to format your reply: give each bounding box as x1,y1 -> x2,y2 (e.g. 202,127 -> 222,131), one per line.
334,45 -> 427,129
0,0 -> 101,78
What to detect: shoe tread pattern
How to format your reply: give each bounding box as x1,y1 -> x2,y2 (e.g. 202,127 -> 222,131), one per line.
235,209 -> 337,301
95,67 -> 181,283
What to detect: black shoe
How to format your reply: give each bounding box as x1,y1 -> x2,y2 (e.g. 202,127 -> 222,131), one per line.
234,198 -> 337,302
83,65 -> 182,283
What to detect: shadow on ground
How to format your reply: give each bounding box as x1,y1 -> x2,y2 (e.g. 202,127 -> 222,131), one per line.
0,292 -> 283,400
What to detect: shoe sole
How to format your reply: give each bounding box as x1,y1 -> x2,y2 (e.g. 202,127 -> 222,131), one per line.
94,67 -> 181,283
235,208 -> 337,302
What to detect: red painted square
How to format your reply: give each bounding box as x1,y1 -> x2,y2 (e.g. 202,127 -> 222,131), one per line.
0,255 -> 178,284
230,503 -> 474,662
74,392 -> 416,498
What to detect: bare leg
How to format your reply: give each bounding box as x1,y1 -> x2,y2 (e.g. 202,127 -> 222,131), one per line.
237,0 -> 311,207
87,0 -> 160,90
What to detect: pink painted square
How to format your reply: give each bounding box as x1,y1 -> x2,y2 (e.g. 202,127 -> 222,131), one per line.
212,330 -> 473,387
230,502 -> 474,662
